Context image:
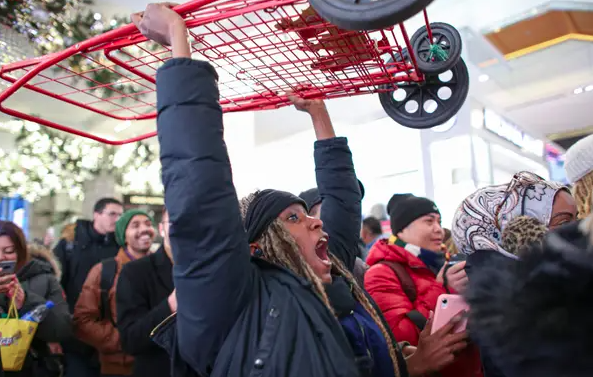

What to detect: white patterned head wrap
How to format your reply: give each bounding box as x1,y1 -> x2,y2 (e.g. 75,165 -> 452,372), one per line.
452,172 -> 569,257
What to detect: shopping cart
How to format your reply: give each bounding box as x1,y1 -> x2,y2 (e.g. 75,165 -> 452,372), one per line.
0,0 -> 468,145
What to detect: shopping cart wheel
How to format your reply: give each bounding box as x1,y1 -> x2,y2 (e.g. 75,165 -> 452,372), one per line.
410,22 -> 462,75
309,0 -> 434,31
378,57 -> 469,129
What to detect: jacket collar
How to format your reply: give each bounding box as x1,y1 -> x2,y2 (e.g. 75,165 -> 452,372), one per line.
368,239 -> 427,269
388,235 -> 422,257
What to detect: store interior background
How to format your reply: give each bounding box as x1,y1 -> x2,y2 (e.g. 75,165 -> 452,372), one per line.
1,0 -> 593,240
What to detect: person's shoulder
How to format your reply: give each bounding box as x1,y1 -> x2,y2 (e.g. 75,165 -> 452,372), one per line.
83,261 -> 104,284
22,260 -> 62,293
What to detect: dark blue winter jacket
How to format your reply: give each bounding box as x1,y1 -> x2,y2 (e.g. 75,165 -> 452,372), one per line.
151,58 -> 364,377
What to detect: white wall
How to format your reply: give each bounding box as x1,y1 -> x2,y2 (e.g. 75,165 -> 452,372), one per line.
227,114 -> 424,214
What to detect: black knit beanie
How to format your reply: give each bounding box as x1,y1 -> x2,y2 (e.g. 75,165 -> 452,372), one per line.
299,180 -> 366,212
298,188 -> 322,211
387,193 -> 440,235
245,189 -> 307,243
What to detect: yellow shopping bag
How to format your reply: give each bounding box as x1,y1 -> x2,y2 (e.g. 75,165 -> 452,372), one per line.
0,295 -> 38,371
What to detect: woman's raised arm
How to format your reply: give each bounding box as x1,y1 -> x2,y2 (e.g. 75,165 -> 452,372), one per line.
137,4 -> 255,375
291,97 -> 362,272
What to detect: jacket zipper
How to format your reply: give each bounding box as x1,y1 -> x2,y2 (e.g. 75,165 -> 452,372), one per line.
150,312 -> 177,338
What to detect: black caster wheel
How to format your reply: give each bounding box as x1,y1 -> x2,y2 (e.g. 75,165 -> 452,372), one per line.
309,0 -> 434,31
410,22 -> 462,75
378,57 -> 469,129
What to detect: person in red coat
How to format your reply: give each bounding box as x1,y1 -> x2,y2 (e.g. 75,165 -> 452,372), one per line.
365,194 -> 483,377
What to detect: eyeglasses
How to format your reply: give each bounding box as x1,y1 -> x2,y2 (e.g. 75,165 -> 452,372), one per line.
493,171 -> 544,230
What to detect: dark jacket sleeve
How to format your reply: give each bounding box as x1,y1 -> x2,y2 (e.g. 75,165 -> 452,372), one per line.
22,275 -> 73,343
53,240 -> 69,289
315,137 -> 362,272
157,58 -> 255,376
116,264 -> 172,355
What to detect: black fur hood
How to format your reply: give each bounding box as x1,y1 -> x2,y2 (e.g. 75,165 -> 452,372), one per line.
465,219 -> 593,377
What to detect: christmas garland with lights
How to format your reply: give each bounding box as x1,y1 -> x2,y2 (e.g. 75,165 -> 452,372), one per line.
0,119 -> 162,201
0,0 -> 153,98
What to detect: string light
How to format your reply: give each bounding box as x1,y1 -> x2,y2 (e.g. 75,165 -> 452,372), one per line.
0,120 -> 162,201
0,0 -> 144,98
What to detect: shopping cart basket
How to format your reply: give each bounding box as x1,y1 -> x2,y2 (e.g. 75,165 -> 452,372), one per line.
0,0 -> 468,145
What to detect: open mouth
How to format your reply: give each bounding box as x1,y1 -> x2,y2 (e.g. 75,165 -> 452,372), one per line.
138,234 -> 152,243
315,236 -> 332,267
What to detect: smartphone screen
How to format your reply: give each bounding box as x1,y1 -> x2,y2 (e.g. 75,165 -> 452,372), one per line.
0,261 -> 16,276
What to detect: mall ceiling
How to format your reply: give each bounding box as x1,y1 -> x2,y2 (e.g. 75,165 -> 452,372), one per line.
475,3 -> 593,149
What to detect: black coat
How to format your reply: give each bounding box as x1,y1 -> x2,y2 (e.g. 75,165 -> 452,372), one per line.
116,247 -> 174,377
53,220 -> 119,357
150,58 -> 374,377
466,220 -> 593,377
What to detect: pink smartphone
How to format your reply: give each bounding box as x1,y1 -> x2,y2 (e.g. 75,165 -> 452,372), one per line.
431,294 -> 469,335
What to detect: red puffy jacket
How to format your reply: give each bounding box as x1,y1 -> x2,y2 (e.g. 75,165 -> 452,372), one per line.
364,239 -> 483,377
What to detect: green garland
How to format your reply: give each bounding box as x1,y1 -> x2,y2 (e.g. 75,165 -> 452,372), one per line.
0,0 -> 153,98
0,120 -> 161,201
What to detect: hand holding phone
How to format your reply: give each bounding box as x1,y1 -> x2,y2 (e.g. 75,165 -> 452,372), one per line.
406,308 -> 469,376
437,261 -> 469,294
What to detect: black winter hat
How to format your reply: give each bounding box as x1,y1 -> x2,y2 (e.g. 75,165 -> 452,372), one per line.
298,188 -> 322,211
387,193 -> 440,235
299,180 -> 365,212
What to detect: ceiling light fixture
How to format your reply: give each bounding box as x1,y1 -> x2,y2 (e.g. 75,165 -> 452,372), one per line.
586,85 -> 593,92
478,74 -> 490,83
574,87 -> 583,95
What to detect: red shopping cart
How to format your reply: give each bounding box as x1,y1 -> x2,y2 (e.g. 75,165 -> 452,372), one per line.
0,0 -> 468,145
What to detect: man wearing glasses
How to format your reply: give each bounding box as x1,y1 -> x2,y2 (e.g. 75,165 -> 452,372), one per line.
54,197 -> 123,377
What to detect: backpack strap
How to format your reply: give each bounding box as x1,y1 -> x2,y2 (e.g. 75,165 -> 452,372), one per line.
377,261 -> 427,330
99,259 -> 118,328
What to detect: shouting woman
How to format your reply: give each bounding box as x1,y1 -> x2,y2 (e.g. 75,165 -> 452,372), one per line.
123,2 -> 471,377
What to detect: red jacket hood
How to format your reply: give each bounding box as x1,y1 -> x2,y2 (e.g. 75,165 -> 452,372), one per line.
366,239 -> 426,268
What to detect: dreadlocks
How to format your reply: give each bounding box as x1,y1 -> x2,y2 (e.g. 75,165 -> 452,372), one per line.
239,191 -> 401,377
573,172 -> 593,219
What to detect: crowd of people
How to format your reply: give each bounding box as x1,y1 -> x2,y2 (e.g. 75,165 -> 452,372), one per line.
1,2 -> 593,377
